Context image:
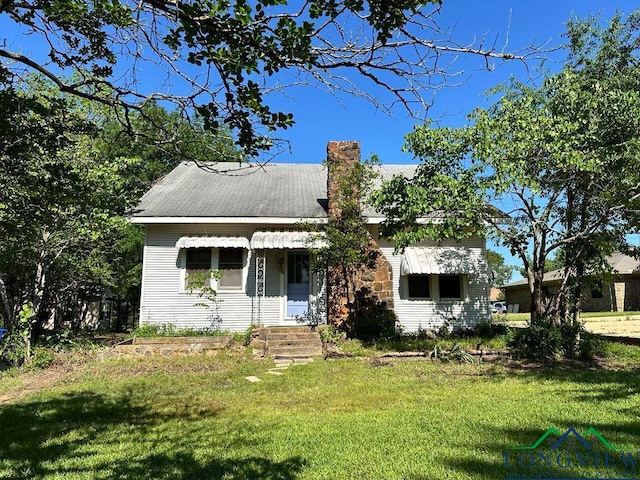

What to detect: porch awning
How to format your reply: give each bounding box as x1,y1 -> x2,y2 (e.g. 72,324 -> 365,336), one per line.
400,247 -> 477,275
250,231 -> 327,249
175,236 -> 250,249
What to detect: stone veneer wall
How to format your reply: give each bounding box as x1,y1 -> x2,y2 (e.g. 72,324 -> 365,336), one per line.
325,140 -> 394,327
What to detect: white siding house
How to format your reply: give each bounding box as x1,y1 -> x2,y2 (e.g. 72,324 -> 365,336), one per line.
131,149 -> 491,333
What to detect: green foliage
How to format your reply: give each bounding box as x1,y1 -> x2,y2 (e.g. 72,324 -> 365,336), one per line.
474,320 -> 509,339
448,343 -> 476,363
486,250 -> 515,287
508,323 -> 564,360
0,77 -> 243,344
373,10 -> 640,332
577,332 -> 606,360
319,325 -> 347,345
508,322 -> 606,361
349,300 -> 397,340
436,318 -> 453,339
0,303 -> 33,366
427,342 -> 476,362
28,348 -> 56,371
232,325 -> 257,347
2,0 -> 481,156
185,269 -> 223,329
131,323 -> 230,338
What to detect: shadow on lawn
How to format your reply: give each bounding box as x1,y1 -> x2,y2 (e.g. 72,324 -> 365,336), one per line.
440,420 -> 640,480
511,362 -> 640,402
0,391 -> 306,479
407,363 -> 640,480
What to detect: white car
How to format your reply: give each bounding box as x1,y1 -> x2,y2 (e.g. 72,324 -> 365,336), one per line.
492,301 -> 508,314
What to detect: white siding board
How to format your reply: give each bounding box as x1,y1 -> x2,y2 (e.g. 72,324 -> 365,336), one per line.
140,224 -> 312,332
140,223 -> 490,333
377,237 -> 491,332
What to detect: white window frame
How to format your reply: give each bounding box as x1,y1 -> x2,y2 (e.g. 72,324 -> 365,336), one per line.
437,274 -> 468,301
402,274 -> 469,301
213,247 -> 248,293
405,274 -> 433,300
179,248 -> 248,293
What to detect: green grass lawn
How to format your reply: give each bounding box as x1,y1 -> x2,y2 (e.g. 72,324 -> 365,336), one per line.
2,349 -> 640,480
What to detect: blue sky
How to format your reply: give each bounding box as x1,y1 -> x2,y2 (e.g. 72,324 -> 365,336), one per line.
272,1 -> 639,165
4,1 -> 638,280
263,2 -> 639,280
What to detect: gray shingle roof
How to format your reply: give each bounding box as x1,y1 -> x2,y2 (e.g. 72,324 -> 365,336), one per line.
130,162 -> 417,219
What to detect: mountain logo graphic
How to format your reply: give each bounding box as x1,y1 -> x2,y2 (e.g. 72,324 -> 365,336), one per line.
512,427 -> 627,451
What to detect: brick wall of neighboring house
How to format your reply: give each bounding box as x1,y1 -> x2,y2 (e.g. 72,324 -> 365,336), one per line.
625,276 -> 640,311
505,275 -> 640,313
325,141 -> 394,327
504,285 -> 531,313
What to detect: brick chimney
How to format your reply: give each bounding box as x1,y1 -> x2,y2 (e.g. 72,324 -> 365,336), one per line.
326,140 -> 361,217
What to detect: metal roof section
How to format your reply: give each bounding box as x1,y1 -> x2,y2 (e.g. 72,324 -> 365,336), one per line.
130,162 -> 418,221
400,246 -> 478,275
250,231 -> 327,249
175,236 -> 250,249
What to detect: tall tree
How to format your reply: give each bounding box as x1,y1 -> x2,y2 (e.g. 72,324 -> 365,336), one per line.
486,250 -> 514,288
372,11 -> 640,328
1,1 -> 543,156
0,78 -> 242,361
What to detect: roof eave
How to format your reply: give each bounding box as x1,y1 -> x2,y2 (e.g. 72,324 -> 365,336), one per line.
129,216 -> 328,225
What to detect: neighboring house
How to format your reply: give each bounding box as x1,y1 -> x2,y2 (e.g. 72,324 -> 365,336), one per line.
503,252 -> 640,313
130,141 -> 492,333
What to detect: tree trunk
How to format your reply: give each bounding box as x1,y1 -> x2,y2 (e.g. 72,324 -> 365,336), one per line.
28,251 -> 48,360
529,269 -> 545,324
0,276 -> 14,325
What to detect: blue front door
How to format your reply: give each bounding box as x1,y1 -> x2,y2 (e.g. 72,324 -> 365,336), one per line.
287,252 -> 310,318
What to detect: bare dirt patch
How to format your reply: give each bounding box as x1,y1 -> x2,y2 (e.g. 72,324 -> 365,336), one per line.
0,366 -> 70,405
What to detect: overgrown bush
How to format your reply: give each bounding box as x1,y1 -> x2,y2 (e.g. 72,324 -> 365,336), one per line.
508,322 -> 563,359
0,303 -> 31,367
475,321 -> 509,339
320,325 -> 347,345
508,318 -> 603,360
1,330 -> 28,367
559,322 -> 583,357
578,332 -> 606,359
232,325 -> 256,346
349,303 -> 397,339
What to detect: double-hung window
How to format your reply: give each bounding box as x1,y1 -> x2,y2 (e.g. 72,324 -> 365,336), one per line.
185,248 -> 212,288
217,248 -> 244,290
439,275 -> 462,299
407,275 -> 431,299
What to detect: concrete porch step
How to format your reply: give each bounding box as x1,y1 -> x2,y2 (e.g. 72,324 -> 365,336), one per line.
266,326 -> 323,360
268,345 -> 323,357
268,332 -> 321,341
269,342 -> 322,353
